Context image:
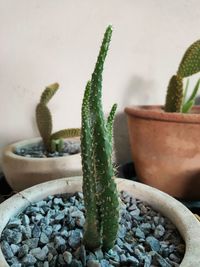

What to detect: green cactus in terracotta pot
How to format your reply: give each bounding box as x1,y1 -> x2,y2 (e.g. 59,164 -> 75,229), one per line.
81,25 -> 119,251
165,40 -> 200,113
36,83 -> 80,153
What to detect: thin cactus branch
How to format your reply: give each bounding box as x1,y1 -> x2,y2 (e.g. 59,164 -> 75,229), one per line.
182,79 -> 190,105
107,103 -> 117,144
182,78 -> 200,113
185,78 -> 200,104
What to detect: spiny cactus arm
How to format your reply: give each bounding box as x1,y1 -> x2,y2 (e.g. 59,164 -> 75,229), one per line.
36,103 -> 52,151
106,103 -> 117,143
40,83 -> 59,105
101,184 -> 119,250
106,104 -> 118,178
93,125 -> 119,251
81,81 -> 101,250
182,78 -> 200,113
90,25 -> 113,112
177,40 -> 200,78
50,128 -> 81,140
90,25 -> 119,251
164,75 -> 183,112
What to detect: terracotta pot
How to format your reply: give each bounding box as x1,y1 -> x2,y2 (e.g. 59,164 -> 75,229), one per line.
0,177 -> 199,266
124,105 -> 200,200
2,138 -> 82,191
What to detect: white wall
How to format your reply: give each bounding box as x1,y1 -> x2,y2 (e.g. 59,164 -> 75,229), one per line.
0,0 -> 200,167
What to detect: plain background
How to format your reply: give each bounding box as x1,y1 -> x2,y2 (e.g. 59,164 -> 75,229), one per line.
1,0 -> 200,168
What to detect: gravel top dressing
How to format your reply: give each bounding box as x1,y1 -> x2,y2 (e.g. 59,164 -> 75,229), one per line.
0,191 -> 185,267
14,141 -> 80,158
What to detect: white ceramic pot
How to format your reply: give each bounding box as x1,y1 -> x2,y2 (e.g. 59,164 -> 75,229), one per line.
2,138 -> 82,191
0,177 -> 199,266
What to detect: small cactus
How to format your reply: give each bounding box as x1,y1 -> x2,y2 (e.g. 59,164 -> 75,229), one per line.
36,83 -> 80,153
165,75 -> 183,112
165,40 -> 200,112
81,25 -> 119,251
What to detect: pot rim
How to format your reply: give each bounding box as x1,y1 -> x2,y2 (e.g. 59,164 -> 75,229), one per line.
124,105 -> 200,124
2,137 -> 81,162
0,176 -> 199,266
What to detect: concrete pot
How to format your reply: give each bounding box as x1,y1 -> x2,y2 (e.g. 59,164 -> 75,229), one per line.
2,138 -> 82,191
0,177 -> 199,266
125,105 -> 200,200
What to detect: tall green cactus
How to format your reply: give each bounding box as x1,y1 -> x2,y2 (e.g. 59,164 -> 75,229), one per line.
36,83 -> 80,153
81,25 -> 119,251
165,40 -> 200,112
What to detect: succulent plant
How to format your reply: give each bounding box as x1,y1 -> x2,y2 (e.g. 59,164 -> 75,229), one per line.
81,25 -> 119,251
165,40 -> 200,113
36,83 -> 80,153
182,78 -> 200,113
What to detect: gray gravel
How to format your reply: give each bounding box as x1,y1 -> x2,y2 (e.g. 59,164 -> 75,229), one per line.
15,140 -> 80,158
1,191 -> 185,266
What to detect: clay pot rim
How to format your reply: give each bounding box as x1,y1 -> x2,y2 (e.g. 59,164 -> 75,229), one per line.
0,177 -> 200,266
124,105 -> 200,124
3,137 -> 81,162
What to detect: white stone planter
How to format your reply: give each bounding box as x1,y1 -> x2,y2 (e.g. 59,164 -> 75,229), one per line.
2,138 -> 82,191
0,177 -> 199,266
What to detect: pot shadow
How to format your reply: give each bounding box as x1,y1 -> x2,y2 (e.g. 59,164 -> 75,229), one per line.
178,170 -> 200,201
113,76 -> 156,177
113,112 -> 132,175
122,75 -> 156,108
